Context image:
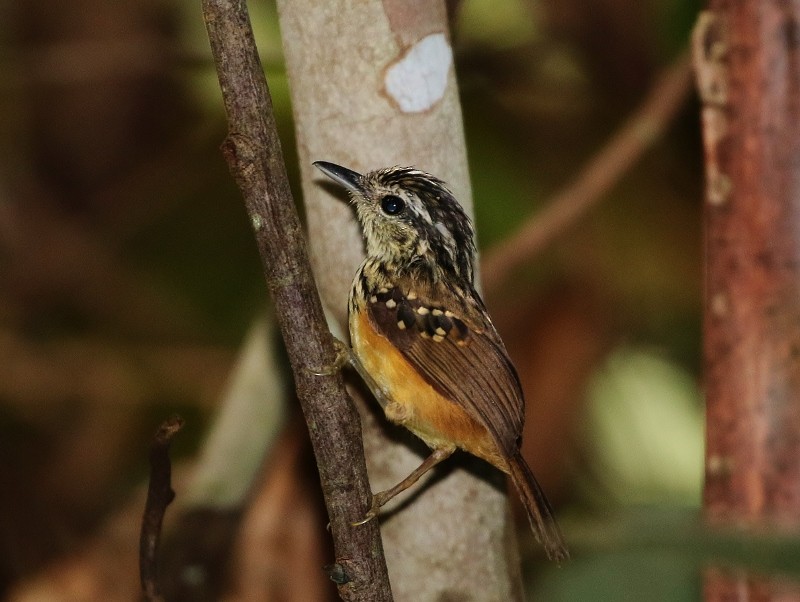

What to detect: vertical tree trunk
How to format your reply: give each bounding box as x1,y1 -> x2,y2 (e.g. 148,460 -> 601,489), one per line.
276,1 -> 524,600
696,2 -> 800,598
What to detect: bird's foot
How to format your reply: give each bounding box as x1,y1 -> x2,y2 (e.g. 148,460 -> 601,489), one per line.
309,337 -> 351,376
351,491 -> 391,526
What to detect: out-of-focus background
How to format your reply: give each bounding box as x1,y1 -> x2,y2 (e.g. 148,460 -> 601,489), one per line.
0,0 -> 705,599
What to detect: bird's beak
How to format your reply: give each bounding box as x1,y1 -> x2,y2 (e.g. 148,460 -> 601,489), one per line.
313,161 -> 364,194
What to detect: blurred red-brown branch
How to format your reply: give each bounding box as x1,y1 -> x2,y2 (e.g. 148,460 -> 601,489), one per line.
695,3 -> 800,600
482,50 -> 693,292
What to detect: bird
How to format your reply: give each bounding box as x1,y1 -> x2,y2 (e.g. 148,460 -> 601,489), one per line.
313,160 -> 568,562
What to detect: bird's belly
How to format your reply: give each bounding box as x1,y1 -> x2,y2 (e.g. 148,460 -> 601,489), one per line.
350,310 -> 505,469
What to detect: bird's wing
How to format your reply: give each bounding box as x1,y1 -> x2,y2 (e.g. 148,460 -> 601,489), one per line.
365,280 -> 524,454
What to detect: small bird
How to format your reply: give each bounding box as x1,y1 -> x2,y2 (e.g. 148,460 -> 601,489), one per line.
314,161 -> 568,562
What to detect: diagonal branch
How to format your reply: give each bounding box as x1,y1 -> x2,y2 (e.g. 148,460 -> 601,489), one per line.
201,1 -> 393,600
481,50 -> 693,292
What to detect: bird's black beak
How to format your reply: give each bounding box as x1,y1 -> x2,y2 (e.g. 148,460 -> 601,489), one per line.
313,161 -> 364,194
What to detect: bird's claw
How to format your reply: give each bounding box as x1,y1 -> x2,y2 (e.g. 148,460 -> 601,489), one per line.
310,337 -> 351,376
351,511 -> 377,527
351,493 -> 387,526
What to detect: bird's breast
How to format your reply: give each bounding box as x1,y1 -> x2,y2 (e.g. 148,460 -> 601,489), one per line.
349,308 -> 505,469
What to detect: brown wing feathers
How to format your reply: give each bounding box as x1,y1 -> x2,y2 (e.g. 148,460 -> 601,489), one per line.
366,282 -> 524,453
366,281 -> 569,561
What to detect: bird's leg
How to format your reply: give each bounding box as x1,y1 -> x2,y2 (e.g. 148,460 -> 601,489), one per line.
353,446 -> 456,526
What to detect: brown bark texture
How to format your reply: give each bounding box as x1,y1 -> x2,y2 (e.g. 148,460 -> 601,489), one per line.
202,1 -> 393,600
696,2 -> 800,598
276,1 -> 524,600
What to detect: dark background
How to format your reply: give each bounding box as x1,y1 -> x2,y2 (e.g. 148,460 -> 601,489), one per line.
0,0 -> 706,599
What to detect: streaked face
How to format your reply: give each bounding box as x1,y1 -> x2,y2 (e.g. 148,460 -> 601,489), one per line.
314,162 -> 476,284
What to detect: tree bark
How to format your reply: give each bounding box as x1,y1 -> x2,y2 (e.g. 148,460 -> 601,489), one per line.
276,1 -> 524,600
695,3 -> 800,599
203,1 -> 393,600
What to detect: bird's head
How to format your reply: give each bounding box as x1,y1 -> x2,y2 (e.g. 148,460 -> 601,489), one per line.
314,161 -> 476,285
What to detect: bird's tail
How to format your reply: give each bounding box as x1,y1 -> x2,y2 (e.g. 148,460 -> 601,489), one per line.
507,452 -> 569,563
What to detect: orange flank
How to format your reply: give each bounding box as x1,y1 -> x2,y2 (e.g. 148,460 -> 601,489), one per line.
350,310 -> 508,472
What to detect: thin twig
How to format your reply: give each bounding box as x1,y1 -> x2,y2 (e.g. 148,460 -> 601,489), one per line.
481,50 -> 693,292
201,1 -> 393,600
140,414 -> 184,602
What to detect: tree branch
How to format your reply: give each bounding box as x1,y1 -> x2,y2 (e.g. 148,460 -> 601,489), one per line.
140,415 -> 184,602
481,50 -> 693,292
696,3 -> 800,600
201,1 -> 393,600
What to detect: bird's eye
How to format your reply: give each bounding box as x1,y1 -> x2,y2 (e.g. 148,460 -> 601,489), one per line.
380,195 -> 405,216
